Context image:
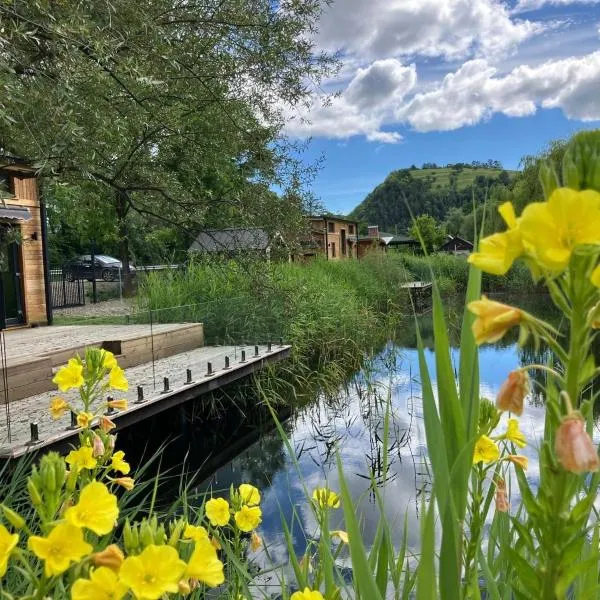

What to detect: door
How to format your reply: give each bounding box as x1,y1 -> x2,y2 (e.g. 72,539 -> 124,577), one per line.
1,241 -> 24,326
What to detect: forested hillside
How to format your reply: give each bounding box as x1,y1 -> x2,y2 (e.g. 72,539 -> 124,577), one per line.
349,165 -> 515,233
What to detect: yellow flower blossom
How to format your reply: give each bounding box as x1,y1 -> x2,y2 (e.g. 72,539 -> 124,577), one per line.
109,366 -> 128,392
185,537 -> 225,588
312,488 -> 341,509
49,397 -> 69,420
473,435 -> 500,464
234,505 -> 262,532
101,350 -> 118,370
71,566 -> 128,600
468,296 -> 523,345
111,450 -> 130,474
592,265 -> 600,288
65,481 -> 119,535
28,522 -> 92,576
119,545 -> 186,600
65,446 -> 97,470
331,530 -> 349,544
238,483 -> 261,506
205,498 -> 230,527
93,544 -> 124,571
519,187 -> 600,272
468,202 -> 524,275
108,398 -> 128,410
77,412 -> 94,429
52,359 -> 84,392
0,525 -> 18,577
291,588 -> 325,600
183,524 -> 209,542
501,418 -> 527,448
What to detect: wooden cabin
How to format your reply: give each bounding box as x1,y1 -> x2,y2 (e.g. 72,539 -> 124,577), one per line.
0,159 -> 50,327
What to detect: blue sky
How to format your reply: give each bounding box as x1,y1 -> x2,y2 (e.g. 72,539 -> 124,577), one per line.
286,0 -> 600,214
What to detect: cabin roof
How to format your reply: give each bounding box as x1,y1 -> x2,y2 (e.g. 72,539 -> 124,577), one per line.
189,227 -> 271,253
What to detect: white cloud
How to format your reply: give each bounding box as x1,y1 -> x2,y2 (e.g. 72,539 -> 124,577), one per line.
285,59 -> 416,143
398,51 -> 600,131
514,0 -> 600,13
317,0 -> 543,61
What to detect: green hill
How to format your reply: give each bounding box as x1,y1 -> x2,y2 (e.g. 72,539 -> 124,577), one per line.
349,166 -> 517,233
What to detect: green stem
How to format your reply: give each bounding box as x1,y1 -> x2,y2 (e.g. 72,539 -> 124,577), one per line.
463,466 -> 484,598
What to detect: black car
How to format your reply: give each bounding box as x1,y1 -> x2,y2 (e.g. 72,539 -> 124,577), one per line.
63,255 -> 136,282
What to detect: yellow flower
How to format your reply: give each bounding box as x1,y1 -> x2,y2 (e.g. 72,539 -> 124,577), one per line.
108,398 -> 128,410
77,412 -> 94,429
65,446 -> 97,470
473,435 -> 500,464
468,202 -> 524,275
93,544 -> 124,571
250,531 -> 262,551
506,455 -> 529,470
53,358 -> 84,392
185,537 -> 225,588
291,588 -> 325,600
468,296 -> 522,345
101,350 -> 118,370
28,522 -> 92,576
592,265 -> 600,288
312,488 -> 341,509
238,483 -> 261,506
496,370 -> 529,416
331,530 -> 349,544
111,450 -> 131,474
49,397 -> 69,420
205,498 -> 230,527
72,566 -> 128,600
234,505 -> 262,532
120,545 -> 186,600
109,366 -> 128,391
501,418 -> 527,448
113,477 -> 135,491
0,524 -> 18,577
65,481 -> 119,535
183,524 -> 209,542
519,187 -> 600,272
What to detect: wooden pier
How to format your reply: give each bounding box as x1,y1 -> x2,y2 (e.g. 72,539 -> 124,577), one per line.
0,324 -> 290,458
401,281 -> 433,312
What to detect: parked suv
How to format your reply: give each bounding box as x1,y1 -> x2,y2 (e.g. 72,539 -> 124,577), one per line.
63,255 -> 136,282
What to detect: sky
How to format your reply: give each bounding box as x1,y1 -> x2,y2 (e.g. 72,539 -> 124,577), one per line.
285,0 -> 600,214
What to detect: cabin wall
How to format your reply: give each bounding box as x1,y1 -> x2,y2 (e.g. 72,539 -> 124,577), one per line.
5,175 -> 47,325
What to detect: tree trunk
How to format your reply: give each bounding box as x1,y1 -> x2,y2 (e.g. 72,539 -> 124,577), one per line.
115,190 -> 134,297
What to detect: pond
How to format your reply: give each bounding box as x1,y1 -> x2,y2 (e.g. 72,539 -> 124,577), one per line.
181,294 -> 569,591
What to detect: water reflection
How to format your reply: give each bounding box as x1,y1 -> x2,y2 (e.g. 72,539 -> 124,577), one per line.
198,295 -> 585,588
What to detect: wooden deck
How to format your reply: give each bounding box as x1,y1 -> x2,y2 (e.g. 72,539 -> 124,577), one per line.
0,342 -> 290,458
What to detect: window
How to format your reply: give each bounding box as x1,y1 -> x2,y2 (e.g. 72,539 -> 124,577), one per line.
349,224 -> 355,234
327,222 -> 335,233
331,242 -> 336,258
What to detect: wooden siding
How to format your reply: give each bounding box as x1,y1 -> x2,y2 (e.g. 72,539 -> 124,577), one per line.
4,174 -> 47,325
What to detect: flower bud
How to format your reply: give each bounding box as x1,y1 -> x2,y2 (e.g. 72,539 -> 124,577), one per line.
495,479 -> 509,513
588,302 -> 600,330
114,477 -> 135,491
496,370 -> 529,416
556,414 -> 600,473
27,478 -> 42,505
92,435 -> 105,457
178,580 -> 192,596
93,544 -> 124,571
211,536 -> 222,551
250,531 -> 262,552
100,416 -> 116,433
1,505 -> 25,530
506,455 -> 528,470
107,435 -> 117,451
107,398 -> 128,410
140,520 -> 154,547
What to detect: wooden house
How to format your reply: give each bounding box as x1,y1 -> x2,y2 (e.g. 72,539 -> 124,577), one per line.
303,215 -> 359,260
0,159 -> 50,327
438,235 -> 474,255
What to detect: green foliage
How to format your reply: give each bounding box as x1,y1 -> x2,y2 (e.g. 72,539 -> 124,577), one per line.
409,214 -> 445,252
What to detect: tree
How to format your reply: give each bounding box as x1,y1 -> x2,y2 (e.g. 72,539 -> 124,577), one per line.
409,215 -> 445,253
0,1 -> 336,291
445,207 -> 464,236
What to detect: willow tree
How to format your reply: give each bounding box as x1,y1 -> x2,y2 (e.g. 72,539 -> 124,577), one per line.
0,0 -> 334,290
